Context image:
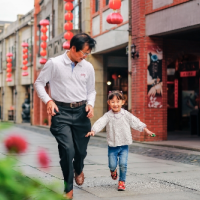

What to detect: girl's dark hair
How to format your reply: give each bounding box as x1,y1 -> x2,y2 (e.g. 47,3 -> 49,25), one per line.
108,90 -> 125,100
70,33 -> 96,51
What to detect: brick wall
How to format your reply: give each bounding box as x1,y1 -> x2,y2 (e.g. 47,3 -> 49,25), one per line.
145,0 -> 190,14
131,0 -> 167,142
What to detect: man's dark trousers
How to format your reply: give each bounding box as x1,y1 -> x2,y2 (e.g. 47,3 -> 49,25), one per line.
50,104 -> 91,193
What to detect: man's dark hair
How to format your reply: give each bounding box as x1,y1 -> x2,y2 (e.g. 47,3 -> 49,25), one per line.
70,33 -> 96,52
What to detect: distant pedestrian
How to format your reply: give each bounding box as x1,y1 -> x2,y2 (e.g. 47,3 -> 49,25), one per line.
35,33 -> 96,199
86,90 -> 155,191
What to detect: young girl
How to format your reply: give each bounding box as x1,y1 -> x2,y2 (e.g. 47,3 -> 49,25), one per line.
85,90 -> 155,191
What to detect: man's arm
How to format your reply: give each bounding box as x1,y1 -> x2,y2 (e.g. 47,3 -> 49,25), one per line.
34,60 -> 53,104
86,66 -> 96,118
34,59 -> 59,116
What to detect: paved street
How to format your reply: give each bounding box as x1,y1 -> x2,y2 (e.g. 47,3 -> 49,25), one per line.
1,125 -> 200,199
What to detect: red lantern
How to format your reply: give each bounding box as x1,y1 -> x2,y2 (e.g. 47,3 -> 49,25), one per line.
64,31 -> 74,40
41,27 -> 48,33
64,0 -> 74,2
22,72 -> 29,76
23,49 -> 28,53
39,58 -> 47,64
7,63 -> 12,68
41,35 -> 48,41
6,53 -> 13,57
21,42 -> 29,47
106,14 -> 112,24
7,58 -> 12,63
112,74 -> 118,80
109,0 -> 121,10
40,50 -> 47,57
65,12 -> 73,21
23,60 -> 28,65
7,73 -> 12,78
23,54 -> 28,59
106,13 -> 123,24
41,42 -> 47,49
7,68 -> 12,73
22,66 -> 28,70
6,78 -> 12,82
63,41 -> 70,50
39,19 -> 50,26
65,2 -> 73,11
64,22 -> 73,31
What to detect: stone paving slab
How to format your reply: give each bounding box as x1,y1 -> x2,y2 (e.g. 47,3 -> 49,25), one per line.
79,175 -> 184,198
147,170 -> 200,192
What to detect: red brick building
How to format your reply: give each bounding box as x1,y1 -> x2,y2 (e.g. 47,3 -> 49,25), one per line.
32,0 -> 200,142
131,0 -> 200,141
90,0 -> 200,141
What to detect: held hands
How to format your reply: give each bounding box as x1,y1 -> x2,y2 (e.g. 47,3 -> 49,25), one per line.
86,105 -> 94,119
85,131 -> 95,137
47,100 -> 59,116
144,128 -> 156,137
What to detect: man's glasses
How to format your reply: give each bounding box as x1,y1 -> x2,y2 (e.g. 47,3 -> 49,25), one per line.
80,50 -> 91,56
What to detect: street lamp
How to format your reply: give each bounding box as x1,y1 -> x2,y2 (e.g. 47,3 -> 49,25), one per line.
126,44 -> 139,58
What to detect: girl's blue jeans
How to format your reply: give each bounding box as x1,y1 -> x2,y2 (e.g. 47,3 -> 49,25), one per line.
108,145 -> 128,182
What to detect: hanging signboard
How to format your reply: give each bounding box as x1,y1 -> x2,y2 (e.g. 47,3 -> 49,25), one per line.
147,46 -> 163,108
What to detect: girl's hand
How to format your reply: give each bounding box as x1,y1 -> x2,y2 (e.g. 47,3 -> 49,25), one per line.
144,128 -> 156,137
85,131 -> 95,137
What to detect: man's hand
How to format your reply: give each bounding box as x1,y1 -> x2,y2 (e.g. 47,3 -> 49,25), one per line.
85,105 -> 94,119
144,128 -> 156,137
47,100 -> 59,116
85,131 -> 95,137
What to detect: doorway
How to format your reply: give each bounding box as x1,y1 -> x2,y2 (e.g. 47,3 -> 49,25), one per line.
167,58 -> 200,135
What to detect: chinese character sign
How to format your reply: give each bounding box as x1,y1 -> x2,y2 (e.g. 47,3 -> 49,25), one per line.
147,46 -> 163,108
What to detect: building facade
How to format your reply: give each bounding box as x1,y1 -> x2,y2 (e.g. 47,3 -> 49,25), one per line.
1,0 -> 199,142
0,12 -> 34,123
130,0 -> 200,141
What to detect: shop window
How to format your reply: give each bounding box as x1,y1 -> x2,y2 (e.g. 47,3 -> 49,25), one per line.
106,0 -> 109,5
94,0 -> 99,12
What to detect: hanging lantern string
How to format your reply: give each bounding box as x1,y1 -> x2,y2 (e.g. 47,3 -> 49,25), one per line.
21,42 -> 29,76
106,0 -> 123,25
63,0 -> 74,50
6,53 -> 13,82
39,19 -> 49,65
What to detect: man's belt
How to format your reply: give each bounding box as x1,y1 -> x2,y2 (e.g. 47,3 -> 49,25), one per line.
54,100 -> 87,108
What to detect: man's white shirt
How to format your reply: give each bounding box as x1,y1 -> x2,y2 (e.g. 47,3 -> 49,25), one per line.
34,51 -> 96,107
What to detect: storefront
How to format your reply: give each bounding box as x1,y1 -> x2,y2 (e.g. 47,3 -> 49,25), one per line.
167,55 -> 200,133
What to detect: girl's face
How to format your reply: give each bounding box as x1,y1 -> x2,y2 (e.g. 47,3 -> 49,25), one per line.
108,95 -> 125,113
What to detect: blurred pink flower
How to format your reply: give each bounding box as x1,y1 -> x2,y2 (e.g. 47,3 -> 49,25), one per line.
37,149 -> 50,168
4,135 -> 27,154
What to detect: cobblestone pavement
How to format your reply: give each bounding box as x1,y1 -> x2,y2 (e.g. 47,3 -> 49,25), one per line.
2,125 -> 200,200
17,124 -> 200,167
